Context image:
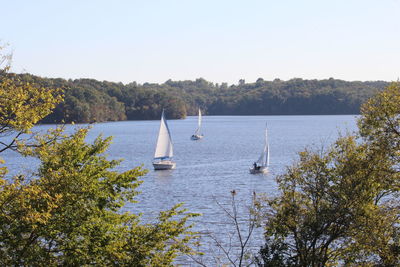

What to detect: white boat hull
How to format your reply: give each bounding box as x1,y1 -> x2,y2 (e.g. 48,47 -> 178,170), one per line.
249,166 -> 268,174
153,160 -> 176,170
191,134 -> 203,140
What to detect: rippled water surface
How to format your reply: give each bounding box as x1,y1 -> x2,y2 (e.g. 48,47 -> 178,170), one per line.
3,115 -> 358,264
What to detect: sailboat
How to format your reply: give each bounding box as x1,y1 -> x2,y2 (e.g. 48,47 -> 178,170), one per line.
191,108 -> 204,140
153,109 -> 176,170
249,124 -> 269,174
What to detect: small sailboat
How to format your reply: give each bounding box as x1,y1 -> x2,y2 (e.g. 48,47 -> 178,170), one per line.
250,124 -> 269,174
153,109 -> 176,170
191,108 -> 204,140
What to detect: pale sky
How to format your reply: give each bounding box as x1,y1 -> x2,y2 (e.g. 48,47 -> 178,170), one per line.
1,0 -> 399,84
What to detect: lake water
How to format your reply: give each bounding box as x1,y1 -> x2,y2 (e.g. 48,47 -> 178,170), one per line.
2,115 -> 358,264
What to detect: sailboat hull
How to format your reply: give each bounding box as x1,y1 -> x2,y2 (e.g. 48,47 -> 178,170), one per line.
153,160 -> 176,170
249,166 -> 268,174
190,134 -> 203,140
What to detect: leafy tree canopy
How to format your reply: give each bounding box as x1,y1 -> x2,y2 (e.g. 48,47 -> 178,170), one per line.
0,47 -> 199,266
257,83 -> 400,266
12,73 -> 389,124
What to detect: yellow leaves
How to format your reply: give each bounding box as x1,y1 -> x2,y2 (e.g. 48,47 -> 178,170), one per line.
0,176 -> 61,230
359,82 -> 400,144
0,74 -> 63,133
0,158 -> 7,177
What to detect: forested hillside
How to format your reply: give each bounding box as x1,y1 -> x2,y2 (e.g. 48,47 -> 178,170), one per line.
14,74 -> 388,123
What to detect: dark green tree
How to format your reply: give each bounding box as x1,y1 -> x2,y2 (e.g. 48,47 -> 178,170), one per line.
256,83 -> 400,266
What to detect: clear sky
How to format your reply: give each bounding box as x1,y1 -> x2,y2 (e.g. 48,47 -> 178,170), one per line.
1,0 -> 399,84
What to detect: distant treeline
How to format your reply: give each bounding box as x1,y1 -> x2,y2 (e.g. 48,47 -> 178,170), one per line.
14,74 -> 389,123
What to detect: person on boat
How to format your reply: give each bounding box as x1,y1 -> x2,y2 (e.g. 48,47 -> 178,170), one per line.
253,162 -> 257,169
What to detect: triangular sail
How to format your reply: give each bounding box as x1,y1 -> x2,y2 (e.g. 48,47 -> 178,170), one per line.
198,109 -> 202,129
256,126 -> 269,167
266,140 -> 270,167
154,110 -> 173,160
194,108 -> 202,135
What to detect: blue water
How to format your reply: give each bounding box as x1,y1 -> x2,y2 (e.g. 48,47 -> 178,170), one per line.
2,115 -> 358,264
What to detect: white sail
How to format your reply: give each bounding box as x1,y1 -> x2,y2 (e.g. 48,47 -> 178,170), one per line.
195,108 -> 202,135
198,109 -> 202,129
256,126 -> 269,167
266,141 -> 270,167
154,110 -> 173,159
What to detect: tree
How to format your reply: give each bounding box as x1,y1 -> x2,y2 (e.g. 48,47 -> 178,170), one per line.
8,72 -> 386,123
0,48 -> 199,266
1,128 -> 199,266
257,83 -> 400,266
191,191 -> 261,267
358,82 -> 400,165
0,47 -> 63,153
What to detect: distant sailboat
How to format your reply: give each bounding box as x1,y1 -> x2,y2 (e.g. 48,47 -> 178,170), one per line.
153,109 -> 176,170
191,108 -> 204,140
250,124 -> 269,174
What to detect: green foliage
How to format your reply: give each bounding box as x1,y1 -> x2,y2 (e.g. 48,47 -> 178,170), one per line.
257,83 -> 400,266
0,46 -> 63,154
0,74 -> 62,132
255,241 -> 291,267
1,129 -> 199,266
359,82 -> 400,164
0,49 -> 199,266
12,74 -> 388,123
